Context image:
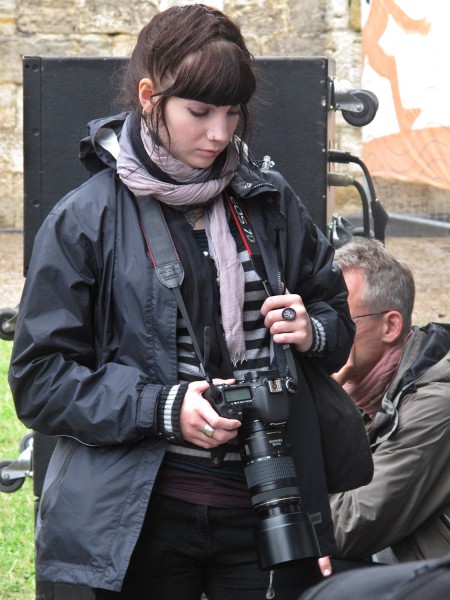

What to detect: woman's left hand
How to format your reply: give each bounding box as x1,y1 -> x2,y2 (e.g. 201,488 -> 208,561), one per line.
261,293 -> 313,352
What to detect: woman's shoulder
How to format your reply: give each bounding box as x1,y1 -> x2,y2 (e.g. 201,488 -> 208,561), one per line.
50,169 -> 128,220
40,169 -> 132,244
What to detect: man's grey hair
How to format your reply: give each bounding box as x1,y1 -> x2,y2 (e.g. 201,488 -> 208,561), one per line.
334,237 -> 415,337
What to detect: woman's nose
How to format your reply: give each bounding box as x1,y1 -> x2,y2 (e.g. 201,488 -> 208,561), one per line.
207,116 -> 229,143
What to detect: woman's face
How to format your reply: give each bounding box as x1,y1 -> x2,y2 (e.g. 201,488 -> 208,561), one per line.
158,97 -> 241,168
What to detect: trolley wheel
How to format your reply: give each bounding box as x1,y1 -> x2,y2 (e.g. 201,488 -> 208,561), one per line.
342,89 -> 379,127
0,307 -> 17,341
0,460 -> 25,493
19,432 -> 34,453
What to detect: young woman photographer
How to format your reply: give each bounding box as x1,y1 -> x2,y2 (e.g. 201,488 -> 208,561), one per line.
9,4 -> 354,598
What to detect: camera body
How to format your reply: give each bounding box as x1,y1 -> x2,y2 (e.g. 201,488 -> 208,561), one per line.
204,369 -> 296,424
204,369 -> 320,570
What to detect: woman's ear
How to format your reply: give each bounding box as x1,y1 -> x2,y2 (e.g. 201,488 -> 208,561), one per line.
138,78 -> 157,112
382,311 -> 404,344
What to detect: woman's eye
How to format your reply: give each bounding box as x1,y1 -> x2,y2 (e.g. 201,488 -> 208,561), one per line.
189,109 -> 208,118
228,108 -> 241,117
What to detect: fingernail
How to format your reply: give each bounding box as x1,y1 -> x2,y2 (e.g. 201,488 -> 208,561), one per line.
323,569 -> 331,577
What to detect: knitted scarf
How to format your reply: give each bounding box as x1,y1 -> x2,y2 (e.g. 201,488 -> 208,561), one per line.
116,111 -> 246,365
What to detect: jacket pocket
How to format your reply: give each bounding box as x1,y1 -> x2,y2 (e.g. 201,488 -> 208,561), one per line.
38,437 -> 77,524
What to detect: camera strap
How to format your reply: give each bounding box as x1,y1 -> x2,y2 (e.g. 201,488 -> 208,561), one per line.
134,195 -> 208,379
225,191 -> 273,296
135,192 -> 297,385
225,192 -> 298,385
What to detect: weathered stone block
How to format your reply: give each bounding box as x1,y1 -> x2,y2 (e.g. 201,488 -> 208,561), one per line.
17,1 -> 78,34
78,1 -> 159,35
0,84 -> 18,128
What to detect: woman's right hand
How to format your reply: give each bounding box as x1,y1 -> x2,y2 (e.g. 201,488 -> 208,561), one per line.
179,379 -> 241,448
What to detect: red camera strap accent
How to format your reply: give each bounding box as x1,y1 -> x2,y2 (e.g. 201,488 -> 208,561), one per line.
226,190 -> 257,258
225,191 -> 273,297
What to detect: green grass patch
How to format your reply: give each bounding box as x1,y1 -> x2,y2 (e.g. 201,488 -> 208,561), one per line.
0,340 -> 35,599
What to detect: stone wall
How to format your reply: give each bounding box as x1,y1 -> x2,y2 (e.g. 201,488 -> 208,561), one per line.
0,0 -> 362,228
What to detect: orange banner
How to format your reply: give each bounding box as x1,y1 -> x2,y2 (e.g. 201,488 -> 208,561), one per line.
361,0 -> 450,190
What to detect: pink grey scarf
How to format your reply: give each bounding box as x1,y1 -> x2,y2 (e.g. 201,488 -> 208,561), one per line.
116,114 -> 246,364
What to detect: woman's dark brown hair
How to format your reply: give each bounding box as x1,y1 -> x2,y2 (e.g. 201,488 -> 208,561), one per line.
119,3 -> 257,143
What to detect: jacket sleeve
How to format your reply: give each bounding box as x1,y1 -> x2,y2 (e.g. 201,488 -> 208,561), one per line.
8,204 -> 165,447
282,184 -> 355,373
329,380 -> 450,559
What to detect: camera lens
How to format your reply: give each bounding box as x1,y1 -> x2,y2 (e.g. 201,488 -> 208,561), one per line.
239,419 -> 320,569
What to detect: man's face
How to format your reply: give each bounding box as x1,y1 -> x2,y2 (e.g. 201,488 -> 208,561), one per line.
341,269 -> 388,385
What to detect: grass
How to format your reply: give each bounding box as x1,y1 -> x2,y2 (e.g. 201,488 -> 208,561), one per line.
0,339 -> 35,599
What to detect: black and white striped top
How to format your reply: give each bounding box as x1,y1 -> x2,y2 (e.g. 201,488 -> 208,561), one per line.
155,218 -> 327,475
177,226 -> 271,383
161,223 -> 270,473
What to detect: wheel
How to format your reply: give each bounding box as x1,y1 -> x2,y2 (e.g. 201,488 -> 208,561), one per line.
0,460 -> 25,493
0,307 -> 17,341
19,432 -> 34,453
342,89 -> 379,127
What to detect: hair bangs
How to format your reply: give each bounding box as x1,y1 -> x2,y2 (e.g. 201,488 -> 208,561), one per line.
166,41 -> 256,107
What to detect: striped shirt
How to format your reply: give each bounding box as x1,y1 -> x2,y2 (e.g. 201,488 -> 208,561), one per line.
177,225 -> 270,383
166,223 -> 271,472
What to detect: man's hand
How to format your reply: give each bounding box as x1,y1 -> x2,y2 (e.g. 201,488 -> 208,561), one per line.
331,346 -> 355,386
318,555 -> 332,578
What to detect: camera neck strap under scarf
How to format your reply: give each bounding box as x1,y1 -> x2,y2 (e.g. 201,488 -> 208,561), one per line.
225,192 -> 298,384
135,193 -> 297,384
225,191 -> 272,296
134,195 -> 208,379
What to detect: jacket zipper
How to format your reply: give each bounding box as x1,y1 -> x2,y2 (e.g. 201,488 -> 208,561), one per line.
274,230 -> 289,376
274,231 -> 284,295
242,181 -> 278,195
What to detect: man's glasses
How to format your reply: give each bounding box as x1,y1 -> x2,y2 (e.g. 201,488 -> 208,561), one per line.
351,310 -> 390,321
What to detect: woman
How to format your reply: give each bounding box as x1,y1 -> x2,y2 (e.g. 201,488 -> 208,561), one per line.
9,4 -> 354,599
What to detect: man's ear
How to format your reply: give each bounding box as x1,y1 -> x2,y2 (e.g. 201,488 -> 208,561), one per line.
138,78 -> 157,111
382,311 -> 404,344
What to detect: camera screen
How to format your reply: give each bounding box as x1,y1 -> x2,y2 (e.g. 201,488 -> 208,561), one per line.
223,386 -> 252,403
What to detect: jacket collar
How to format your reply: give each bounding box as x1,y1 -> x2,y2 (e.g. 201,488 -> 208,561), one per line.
369,323 -> 450,448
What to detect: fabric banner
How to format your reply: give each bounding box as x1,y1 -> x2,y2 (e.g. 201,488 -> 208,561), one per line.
361,0 -> 450,191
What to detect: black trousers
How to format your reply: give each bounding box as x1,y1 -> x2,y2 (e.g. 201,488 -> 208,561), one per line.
94,493 -> 325,600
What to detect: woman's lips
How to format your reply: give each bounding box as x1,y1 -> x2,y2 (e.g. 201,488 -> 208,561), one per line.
198,148 -> 220,156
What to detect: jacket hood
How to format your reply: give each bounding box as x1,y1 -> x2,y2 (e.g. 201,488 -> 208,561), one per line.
369,322 -> 450,447
78,112 -> 279,198
393,322 -> 450,396
79,112 -> 128,173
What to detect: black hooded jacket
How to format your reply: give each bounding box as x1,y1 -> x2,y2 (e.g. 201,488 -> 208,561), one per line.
9,113 -> 354,590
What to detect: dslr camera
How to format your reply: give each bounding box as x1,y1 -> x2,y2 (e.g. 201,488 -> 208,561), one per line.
204,369 -> 320,570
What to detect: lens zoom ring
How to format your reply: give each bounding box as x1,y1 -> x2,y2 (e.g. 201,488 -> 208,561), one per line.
245,456 -> 297,488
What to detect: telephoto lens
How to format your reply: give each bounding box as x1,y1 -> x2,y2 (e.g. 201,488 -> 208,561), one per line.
239,418 -> 321,569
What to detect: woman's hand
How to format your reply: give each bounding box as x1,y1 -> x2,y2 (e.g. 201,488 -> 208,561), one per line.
261,293 -> 313,352
179,379 -> 241,448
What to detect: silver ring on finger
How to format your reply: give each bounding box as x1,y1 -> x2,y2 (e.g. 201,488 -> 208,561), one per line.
203,423 -> 215,438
